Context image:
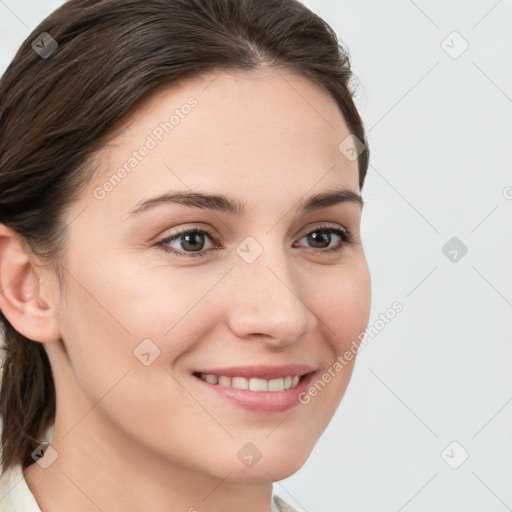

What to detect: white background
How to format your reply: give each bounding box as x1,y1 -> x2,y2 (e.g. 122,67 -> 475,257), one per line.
1,1 -> 511,511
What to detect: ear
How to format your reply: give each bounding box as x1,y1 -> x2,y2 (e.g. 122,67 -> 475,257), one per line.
0,224 -> 62,343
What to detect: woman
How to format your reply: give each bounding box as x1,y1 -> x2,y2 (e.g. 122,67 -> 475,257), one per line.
0,0 -> 371,510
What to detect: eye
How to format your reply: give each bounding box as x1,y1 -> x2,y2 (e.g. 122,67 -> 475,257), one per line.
155,223 -> 353,258
294,224 -> 353,254
156,226 -> 218,258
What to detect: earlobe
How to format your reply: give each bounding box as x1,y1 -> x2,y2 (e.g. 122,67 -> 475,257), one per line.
0,225 -> 62,343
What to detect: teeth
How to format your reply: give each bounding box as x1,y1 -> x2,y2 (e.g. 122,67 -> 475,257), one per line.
268,378 -> 283,392
205,374 -> 219,384
198,373 -> 303,391
232,376 -> 248,389
249,378 -> 268,391
218,376 -> 230,387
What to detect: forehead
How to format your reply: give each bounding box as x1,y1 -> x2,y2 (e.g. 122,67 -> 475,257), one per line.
83,67 -> 359,217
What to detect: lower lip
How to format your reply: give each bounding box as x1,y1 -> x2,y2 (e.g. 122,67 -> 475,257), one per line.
191,372 -> 316,412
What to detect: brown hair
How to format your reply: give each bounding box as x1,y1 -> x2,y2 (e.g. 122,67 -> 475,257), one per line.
0,0 -> 369,476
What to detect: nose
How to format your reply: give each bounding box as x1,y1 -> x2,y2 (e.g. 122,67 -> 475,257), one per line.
225,246 -> 317,347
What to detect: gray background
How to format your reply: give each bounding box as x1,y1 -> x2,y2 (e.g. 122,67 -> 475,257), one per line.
1,1 -> 511,511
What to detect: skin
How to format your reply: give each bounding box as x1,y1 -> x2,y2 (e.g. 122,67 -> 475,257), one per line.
0,66 -> 371,512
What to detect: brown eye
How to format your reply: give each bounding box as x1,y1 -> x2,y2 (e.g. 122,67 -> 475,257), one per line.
295,225 -> 352,253
307,230 -> 334,249
176,231 -> 206,252
156,227 -> 217,258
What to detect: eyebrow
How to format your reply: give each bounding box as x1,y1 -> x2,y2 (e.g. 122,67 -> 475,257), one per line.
128,187 -> 363,217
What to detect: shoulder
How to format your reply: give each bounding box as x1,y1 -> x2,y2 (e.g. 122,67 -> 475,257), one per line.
273,494 -> 300,512
0,463 -> 41,512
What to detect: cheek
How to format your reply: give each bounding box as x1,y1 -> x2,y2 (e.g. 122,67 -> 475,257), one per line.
55,278 -> 136,396
54,269 -> 210,449
55,259 -> 224,407
312,260 -> 372,355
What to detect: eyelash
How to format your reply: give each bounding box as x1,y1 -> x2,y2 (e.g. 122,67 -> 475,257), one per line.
155,224 -> 353,259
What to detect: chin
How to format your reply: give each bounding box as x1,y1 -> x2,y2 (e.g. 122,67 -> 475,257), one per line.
215,444 -> 314,483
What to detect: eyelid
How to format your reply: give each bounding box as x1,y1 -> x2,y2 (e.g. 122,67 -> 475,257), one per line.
296,222 -> 349,239
155,221 -> 353,258
158,223 -> 218,240
160,221 -> 350,241
294,223 -> 353,251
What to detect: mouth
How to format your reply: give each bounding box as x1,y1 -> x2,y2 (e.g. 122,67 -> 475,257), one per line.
192,371 -> 308,391
190,364 -> 317,412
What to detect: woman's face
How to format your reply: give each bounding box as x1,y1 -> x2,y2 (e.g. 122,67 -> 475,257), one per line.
45,66 -> 371,481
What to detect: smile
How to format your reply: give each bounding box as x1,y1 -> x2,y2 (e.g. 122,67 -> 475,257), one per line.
194,373 -> 301,391
190,365 -> 317,412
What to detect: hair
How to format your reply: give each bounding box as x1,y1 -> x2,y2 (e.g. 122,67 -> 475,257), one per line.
0,0 -> 369,476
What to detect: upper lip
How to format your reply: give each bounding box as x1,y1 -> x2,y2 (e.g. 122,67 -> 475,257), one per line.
192,364 -> 316,380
